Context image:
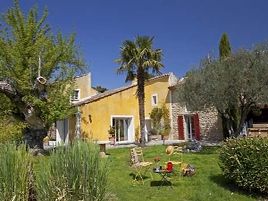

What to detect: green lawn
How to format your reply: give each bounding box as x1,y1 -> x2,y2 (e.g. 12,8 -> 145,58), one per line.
106,145 -> 258,201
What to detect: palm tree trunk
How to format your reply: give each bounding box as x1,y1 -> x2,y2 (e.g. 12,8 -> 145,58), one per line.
137,68 -> 146,146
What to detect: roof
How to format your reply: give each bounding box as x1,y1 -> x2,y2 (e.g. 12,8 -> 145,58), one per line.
73,73 -> 173,106
74,73 -> 90,79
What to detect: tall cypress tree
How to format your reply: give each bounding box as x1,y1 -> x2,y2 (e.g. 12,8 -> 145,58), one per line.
219,33 -> 239,138
219,33 -> 231,59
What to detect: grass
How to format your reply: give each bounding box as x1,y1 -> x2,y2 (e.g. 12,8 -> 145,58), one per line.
33,141 -> 109,201
106,145 -> 260,201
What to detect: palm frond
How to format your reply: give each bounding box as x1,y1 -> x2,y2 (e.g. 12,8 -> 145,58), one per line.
116,35 -> 163,83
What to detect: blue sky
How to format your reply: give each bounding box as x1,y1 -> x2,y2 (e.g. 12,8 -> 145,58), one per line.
1,0 -> 268,89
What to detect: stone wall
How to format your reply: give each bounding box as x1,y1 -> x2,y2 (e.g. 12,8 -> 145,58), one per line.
197,108 -> 223,141
170,86 -> 223,142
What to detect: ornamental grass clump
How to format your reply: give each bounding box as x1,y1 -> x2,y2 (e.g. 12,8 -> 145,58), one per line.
219,137 -> 268,194
35,140 -> 109,201
0,143 -> 31,201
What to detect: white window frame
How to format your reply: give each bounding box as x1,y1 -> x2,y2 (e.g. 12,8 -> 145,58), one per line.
110,115 -> 134,144
184,114 -> 195,140
151,94 -> 158,106
71,89 -> 80,101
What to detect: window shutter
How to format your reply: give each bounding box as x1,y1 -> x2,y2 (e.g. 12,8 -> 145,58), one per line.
178,115 -> 184,140
193,113 -> 200,140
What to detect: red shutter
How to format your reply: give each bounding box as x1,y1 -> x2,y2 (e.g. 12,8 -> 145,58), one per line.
193,113 -> 200,140
178,115 -> 184,140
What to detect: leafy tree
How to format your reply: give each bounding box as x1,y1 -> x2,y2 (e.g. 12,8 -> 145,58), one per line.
219,33 -> 231,59
93,85 -> 108,93
116,36 -> 163,146
179,44 -> 268,137
219,33 -> 238,138
0,1 -> 84,148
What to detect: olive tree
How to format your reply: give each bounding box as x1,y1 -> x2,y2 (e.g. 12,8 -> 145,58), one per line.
179,44 -> 268,137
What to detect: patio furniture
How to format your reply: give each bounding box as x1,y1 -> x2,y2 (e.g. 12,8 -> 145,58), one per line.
166,145 -> 182,165
130,147 -> 153,184
165,145 -> 183,176
153,161 -> 173,189
181,163 -> 196,176
248,123 -> 268,137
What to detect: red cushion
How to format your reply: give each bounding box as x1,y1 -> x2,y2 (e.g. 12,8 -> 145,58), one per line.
166,162 -> 173,172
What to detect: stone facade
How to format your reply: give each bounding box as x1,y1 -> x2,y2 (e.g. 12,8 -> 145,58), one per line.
196,108 -> 223,141
170,85 -> 223,142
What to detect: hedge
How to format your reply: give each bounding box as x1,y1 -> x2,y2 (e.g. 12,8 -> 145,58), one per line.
219,137 -> 268,193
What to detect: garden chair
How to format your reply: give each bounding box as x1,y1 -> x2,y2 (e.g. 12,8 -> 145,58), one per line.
165,145 -> 183,175
130,147 -> 153,184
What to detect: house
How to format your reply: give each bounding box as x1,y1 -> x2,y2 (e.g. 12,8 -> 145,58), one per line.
48,73 -> 98,146
72,73 -> 223,144
73,73 -> 176,143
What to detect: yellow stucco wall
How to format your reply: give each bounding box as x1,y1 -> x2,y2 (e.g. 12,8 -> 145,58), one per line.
69,73 -> 97,137
74,73 -> 97,99
79,76 -> 170,141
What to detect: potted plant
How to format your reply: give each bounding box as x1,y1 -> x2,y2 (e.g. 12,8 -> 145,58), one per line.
161,123 -> 171,144
108,126 -> 115,145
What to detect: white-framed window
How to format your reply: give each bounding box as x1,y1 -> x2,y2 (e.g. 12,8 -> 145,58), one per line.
185,115 -> 195,140
151,94 -> 158,106
71,89 -> 80,101
111,115 -> 134,143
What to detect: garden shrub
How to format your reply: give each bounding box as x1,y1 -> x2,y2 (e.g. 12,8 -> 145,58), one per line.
0,143 -> 31,201
0,116 -> 26,143
219,137 -> 268,193
35,140 -> 109,201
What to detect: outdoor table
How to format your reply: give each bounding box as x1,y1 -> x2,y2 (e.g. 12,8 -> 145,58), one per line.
153,167 -> 173,189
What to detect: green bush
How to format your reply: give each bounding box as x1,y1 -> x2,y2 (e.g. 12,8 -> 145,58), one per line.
219,137 -> 268,193
0,117 -> 26,143
0,143 -> 31,201
35,140 -> 109,201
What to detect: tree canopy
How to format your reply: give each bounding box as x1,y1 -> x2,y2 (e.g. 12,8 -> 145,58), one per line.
0,1 -> 84,146
179,44 -> 268,136
219,33 -> 231,59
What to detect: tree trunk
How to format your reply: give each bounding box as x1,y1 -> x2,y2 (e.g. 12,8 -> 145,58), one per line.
137,68 -> 146,147
138,96 -> 146,147
18,103 -> 47,150
233,105 -> 251,137
24,128 -> 47,149
230,106 -> 239,134
221,105 -> 240,138
221,114 -> 230,139
0,81 -> 47,149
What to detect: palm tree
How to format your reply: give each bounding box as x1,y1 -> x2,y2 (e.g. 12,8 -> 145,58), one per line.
116,36 -> 163,146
